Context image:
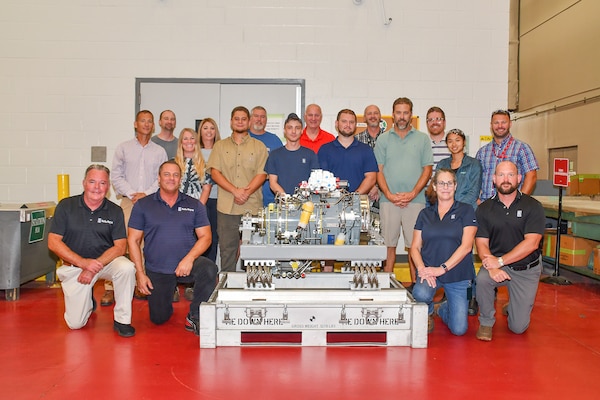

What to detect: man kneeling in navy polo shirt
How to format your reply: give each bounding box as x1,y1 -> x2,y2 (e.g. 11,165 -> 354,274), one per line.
128,160 -> 218,335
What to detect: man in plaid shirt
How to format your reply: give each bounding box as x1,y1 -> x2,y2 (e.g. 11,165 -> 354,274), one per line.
476,109 -> 539,203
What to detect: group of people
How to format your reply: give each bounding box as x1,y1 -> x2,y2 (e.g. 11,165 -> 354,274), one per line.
48,98 -> 546,343
409,107 -> 544,341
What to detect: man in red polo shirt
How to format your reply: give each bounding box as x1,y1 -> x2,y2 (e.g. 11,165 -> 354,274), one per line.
299,103 -> 335,153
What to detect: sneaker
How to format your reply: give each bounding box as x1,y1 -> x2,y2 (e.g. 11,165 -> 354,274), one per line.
502,302 -> 509,316
113,321 -> 136,338
185,314 -> 199,336
427,314 -> 434,334
173,287 -> 180,303
184,287 -> 194,302
101,290 -> 114,306
476,325 -> 493,341
468,298 -> 479,316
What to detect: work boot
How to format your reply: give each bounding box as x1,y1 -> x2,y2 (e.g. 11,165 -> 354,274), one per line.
101,290 -> 114,306
476,325 -> 493,341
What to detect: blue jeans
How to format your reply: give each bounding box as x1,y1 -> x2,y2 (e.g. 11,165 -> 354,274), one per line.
412,277 -> 471,336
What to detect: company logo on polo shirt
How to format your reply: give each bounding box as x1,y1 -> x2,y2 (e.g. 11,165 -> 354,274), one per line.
97,218 -> 114,225
178,207 -> 195,212
517,210 -> 523,218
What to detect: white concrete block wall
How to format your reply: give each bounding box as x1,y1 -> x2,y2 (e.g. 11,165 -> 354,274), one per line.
0,0 -> 509,203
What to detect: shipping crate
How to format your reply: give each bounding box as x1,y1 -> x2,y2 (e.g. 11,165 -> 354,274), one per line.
568,174 -> 600,196
543,233 -> 599,267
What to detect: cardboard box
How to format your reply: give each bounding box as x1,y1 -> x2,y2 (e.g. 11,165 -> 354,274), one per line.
542,233 -> 599,267
568,174 -> 600,196
594,247 -> 600,275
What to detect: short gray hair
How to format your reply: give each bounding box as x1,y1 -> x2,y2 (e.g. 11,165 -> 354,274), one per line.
85,164 -> 110,177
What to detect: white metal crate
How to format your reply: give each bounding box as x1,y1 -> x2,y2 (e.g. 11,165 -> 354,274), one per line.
199,272 -> 428,348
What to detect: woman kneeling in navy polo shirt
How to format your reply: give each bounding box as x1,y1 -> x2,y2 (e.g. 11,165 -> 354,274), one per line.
411,168 -> 478,335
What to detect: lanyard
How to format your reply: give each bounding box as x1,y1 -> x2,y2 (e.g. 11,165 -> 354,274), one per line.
493,136 -> 514,159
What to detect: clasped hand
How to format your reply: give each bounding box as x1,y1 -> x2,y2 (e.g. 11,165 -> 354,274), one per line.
417,266 -> 445,288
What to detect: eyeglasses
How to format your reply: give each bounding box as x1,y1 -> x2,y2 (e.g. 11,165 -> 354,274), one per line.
426,117 -> 445,123
435,181 -> 455,188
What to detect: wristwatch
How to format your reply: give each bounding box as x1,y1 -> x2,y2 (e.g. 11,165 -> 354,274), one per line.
497,257 -> 505,267
440,263 -> 448,272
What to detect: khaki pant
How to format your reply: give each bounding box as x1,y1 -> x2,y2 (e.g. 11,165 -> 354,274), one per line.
58,256 -> 135,329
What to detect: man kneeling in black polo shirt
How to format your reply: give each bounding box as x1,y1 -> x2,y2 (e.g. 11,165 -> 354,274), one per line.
474,161 -> 545,341
49,164 -> 136,337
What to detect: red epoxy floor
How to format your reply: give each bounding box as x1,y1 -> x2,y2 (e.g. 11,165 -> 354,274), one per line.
2,270 -> 600,400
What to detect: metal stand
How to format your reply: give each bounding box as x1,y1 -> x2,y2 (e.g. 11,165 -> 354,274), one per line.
541,187 -> 572,286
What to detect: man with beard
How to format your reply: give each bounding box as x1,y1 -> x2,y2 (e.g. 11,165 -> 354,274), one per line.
128,160 -> 218,335
424,106 -> 451,208
474,161 -> 545,342
425,106 -> 450,170
248,106 -> 283,205
151,110 -> 178,159
318,109 -> 378,194
375,97 -> 433,281
356,105 -> 384,204
356,104 -> 384,149
476,109 -> 539,203
207,106 -> 268,272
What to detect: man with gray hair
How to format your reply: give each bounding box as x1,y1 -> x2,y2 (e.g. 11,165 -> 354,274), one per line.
49,164 -> 136,337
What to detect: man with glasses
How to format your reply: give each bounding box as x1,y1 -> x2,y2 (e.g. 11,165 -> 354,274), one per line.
374,97 -> 434,287
474,161 -> 545,341
476,109 -> 539,203
425,106 -> 451,170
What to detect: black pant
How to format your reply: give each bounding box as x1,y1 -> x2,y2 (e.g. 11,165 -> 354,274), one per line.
146,256 -> 218,325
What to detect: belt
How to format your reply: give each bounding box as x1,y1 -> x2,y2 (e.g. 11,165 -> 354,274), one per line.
507,259 -> 540,271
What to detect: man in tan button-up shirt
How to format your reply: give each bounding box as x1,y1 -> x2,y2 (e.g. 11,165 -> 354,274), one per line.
207,106 -> 268,272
